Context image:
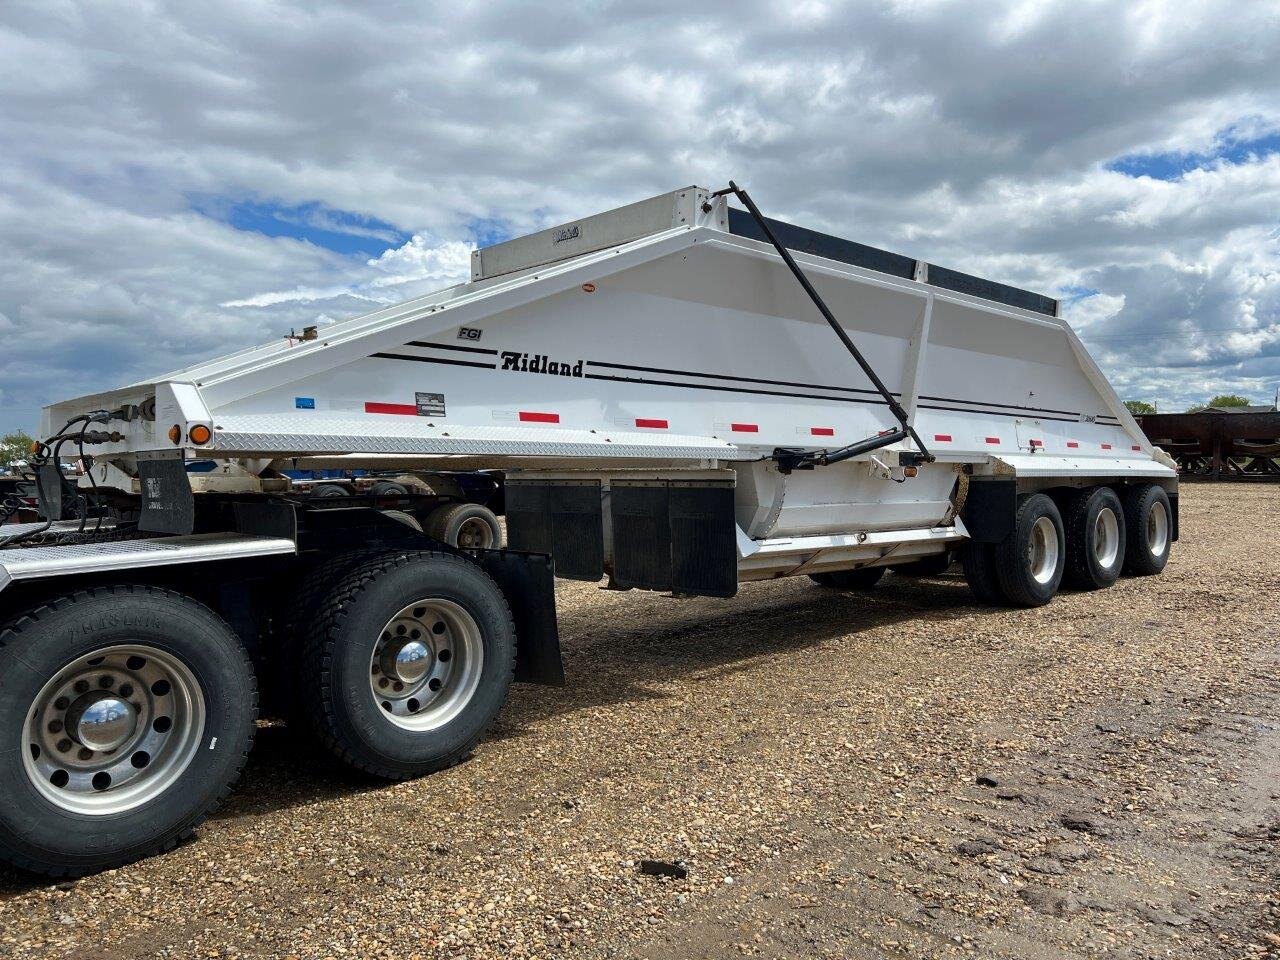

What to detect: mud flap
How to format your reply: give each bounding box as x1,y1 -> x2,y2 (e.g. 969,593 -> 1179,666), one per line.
471,549 -> 564,686
137,453 -> 195,534
611,480 -> 737,597
504,479 -> 604,581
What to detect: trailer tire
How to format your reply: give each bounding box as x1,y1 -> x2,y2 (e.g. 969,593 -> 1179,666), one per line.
809,567 -> 885,590
298,551 -> 515,780
270,549 -> 395,724
0,585 -> 256,877
311,483 -> 349,499
1063,486 -> 1126,590
960,542 -> 1004,605
427,502 -> 502,550
1121,484 -> 1172,576
890,553 -> 952,577
369,481 -> 409,498
992,493 -> 1065,607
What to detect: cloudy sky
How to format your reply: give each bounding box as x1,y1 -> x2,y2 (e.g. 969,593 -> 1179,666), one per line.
2,0 -> 1279,433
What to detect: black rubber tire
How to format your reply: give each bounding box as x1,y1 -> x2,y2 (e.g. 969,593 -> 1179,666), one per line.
310,483 -> 349,499
0,585 -> 256,877
890,553 -> 952,577
297,551 -> 515,780
992,493 -> 1065,607
809,567 -> 886,590
269,549 -> 392,724
1063,487 -> 1126,590
427,502 -> 502,549
369,481 -> 409,498
960,541 -> 1004,605
1121,484 -> 1172,576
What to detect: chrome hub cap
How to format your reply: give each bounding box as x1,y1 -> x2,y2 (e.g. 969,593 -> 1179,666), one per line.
1147,500 -> 1169,557
382,639 -> 432,684
1029,516 -> 1060,585
1093,506 -> 1120,569
456,517 -> 494,549
68,695 -> 138,752
22,645 -> 205,815
370,599 -> 484,731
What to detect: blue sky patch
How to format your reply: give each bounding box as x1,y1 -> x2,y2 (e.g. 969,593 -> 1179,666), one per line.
1108,126 -> 1280,181
192,196 -> 412,256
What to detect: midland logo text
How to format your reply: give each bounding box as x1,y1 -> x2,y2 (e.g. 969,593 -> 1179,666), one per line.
500,351 -> 584,377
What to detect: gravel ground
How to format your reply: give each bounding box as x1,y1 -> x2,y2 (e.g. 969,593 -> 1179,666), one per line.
1,482 -> 1277,959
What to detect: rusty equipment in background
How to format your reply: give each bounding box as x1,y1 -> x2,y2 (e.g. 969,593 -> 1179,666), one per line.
1137,409 -> 1280,480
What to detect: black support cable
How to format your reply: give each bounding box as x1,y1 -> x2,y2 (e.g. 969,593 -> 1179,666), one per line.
710,181 -> 933,470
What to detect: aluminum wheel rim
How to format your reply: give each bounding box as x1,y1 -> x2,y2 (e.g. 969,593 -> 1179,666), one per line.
455,517 -> 494,549
21,645 -> 205,816
369,598 -> 484,731
1030,516 -> 1060,585
1146,500 -> 1169,557
1093,506 -> 1120,569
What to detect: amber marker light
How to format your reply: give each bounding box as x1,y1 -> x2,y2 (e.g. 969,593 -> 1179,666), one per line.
168,424 -> 181,445
188,424 -> 212,446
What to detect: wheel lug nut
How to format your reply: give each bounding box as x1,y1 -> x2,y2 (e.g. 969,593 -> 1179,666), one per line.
78,748 -> 93,761
73,680 -> 89,694
48,720 -> 64,734
57,739 -> 72,753
98,676 -> 114,688
118,683 -> 133,698
55,697 -> 70,710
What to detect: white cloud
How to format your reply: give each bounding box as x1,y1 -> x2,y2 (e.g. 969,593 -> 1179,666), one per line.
1,0 -> 1278,429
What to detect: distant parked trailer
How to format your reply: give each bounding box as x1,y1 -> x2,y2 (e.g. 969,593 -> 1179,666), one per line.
1137,410 -> 1280,480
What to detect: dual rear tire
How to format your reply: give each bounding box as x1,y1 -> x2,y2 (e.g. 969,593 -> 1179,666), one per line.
0,552 -> 517,878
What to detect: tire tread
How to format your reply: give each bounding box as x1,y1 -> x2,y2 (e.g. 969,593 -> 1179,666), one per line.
297,550 -> 515,780
0,584 -> 256,878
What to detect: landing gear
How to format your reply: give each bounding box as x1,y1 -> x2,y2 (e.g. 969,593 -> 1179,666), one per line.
296,551 -> 515,779
0,586 -> 256,877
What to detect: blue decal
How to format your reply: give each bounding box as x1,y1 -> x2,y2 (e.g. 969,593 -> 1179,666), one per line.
295,397 -> 316,410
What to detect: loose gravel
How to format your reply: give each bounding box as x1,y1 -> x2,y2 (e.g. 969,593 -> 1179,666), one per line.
1,482 -> 1276,959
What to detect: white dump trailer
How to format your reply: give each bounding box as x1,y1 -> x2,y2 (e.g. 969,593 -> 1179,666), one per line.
0,184 -> 1176,876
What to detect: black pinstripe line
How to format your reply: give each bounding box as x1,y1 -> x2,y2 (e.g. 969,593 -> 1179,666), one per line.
372,352 -> 497,369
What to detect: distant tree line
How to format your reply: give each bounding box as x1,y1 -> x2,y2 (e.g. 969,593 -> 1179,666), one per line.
1123,395 -> 1255,415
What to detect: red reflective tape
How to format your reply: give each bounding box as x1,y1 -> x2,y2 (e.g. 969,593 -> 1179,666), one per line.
1131,444 -> 1142,451
519,411 -> 559,423
365,401 -> 416,416
878,429 -> 896,436
1029,439 -> 1043,447
985,436 -> 1000,444
1066,441 -> 1079,448
1101,443 -> 1113,450
933,434 -> 952,442
635,418 -> 668,429
810,426 -> 835,436
731,423 -> 759,433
